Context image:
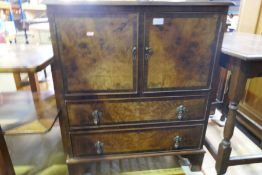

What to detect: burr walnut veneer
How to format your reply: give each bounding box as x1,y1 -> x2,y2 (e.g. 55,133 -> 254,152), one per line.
45,1 -> 231,174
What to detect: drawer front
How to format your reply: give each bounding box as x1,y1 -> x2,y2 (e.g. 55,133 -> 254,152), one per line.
55,12 -> 138,94
71,125 -> 203,157
67,97 -> 207,127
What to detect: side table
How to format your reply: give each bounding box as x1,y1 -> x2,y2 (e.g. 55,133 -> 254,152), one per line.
206,32 -> 262,174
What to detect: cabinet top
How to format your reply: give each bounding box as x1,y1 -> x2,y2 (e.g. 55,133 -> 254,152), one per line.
43,0 -> 234,6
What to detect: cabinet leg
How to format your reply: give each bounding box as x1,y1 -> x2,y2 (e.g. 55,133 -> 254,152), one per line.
183,153 -> 204,172
68,164 -> 94,175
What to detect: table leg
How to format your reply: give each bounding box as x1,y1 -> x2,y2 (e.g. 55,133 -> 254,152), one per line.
215,60 -> 247,175
28,73 -> 40,93
13,73 -> 22,90
0,130 -> 15,175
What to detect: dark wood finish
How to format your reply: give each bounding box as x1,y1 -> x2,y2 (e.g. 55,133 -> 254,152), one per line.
216,58 -> 248,175
0,127 -> 15,175
145,13 -> 219,91
228,154 -> 262,166
0,44 -> 53,93
56,13 -> 138,94
71,125 -> 203,156
215,58 -> 262,174
46,2 -> 230,174
67,96 -> 207,127
209,33 -> 262,174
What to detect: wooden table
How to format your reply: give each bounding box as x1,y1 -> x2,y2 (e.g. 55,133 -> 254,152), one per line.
0,90 -> 58,175
206,32 -> 262,174
0,44 -> 53,93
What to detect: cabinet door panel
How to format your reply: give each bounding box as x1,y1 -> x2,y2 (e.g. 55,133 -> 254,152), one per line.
55,13 -> 138,94
144,13 -> 220,91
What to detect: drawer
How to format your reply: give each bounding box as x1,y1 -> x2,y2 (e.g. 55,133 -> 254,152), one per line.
71,124 -> 204,157
66,96 -> 207,127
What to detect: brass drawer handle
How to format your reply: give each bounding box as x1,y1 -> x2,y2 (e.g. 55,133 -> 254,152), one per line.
132,46 -> 137,61
176,105 -> 186,120
173,136 -> 183,149
145,47 -> 152,61
92,110 -> 103,125
95,141 -> 104,155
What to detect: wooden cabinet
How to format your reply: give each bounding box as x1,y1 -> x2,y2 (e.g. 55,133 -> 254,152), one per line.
46,1 -> 231,174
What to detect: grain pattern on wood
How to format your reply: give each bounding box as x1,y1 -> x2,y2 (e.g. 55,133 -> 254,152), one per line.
67,97 -> 207,126
55,13 -> 138,93
145,14 -> 219,90
71,125 -> 203,156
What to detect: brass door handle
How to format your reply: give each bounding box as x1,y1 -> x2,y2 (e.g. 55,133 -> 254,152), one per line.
92,110 -> 103,125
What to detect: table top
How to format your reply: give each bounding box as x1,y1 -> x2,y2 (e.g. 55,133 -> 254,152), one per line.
0,91 -> 58,135
0,44 -> 53,73
44,0 -> 234,6
222,32 -> 262,61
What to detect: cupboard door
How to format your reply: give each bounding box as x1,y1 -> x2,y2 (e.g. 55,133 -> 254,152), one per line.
55,13 -> 138,94
144,13 -> 220,92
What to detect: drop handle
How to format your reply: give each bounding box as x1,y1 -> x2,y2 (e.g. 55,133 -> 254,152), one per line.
132,46 -> 137,61
145,47 -> 153,61
95,141 -> 104,155
92,110 -> 103,125
176,105 -> 186,120
173,136 -> 183,149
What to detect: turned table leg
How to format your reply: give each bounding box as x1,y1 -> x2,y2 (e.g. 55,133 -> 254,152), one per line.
215,60 -> 247,175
